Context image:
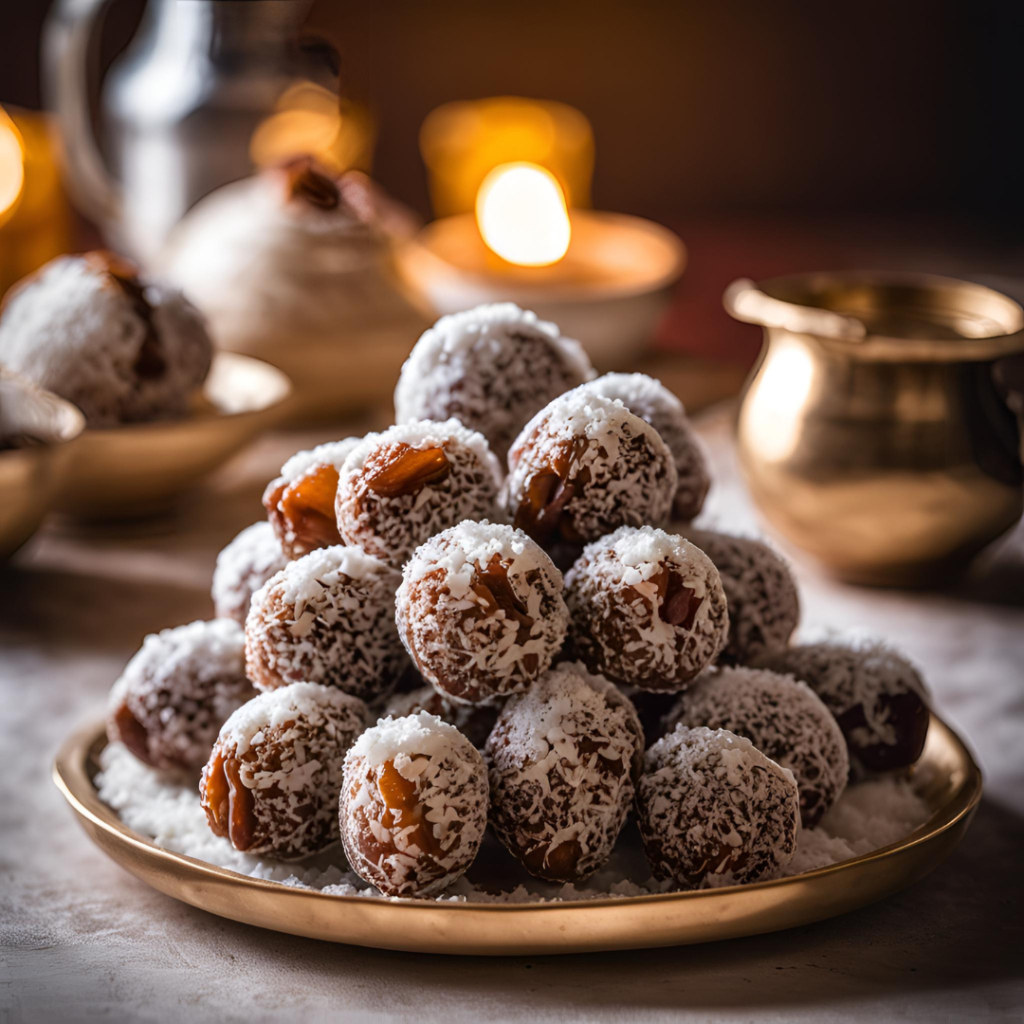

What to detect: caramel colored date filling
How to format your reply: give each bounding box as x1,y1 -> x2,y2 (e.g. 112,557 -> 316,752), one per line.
377,759 -> 442,858
472,555 -> 536,649
111,700 -> 153,767
655,569 -> 702,630
203,752 -> 258,851
264,463 -> 342,555
514,438 -> 591,544
366,444 -> 451,498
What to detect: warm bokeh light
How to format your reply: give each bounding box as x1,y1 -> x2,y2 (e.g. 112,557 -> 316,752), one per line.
476,162 -> 572,267
249,83 -> 374,174
421,97 -> 593,217
0,107 -> 25,224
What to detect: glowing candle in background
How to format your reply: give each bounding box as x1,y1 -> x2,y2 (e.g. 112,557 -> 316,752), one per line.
476,162 -> 572,267
0,108 -> 72,297
420,97 -> 594,219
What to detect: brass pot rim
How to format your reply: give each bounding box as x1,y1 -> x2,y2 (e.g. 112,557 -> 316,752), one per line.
725,271 -> 1024,362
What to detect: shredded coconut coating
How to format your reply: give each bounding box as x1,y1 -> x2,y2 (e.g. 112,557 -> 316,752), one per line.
396,521 -> 569,705
340,712 -> 489,897
580,373 -> 711,520
106,619 -> 253,772
336,419 -> 503,568
393,303 -> 594,461
667,666 -> 849,827
200,682 -> 368,860
559,661 -> 645,781
681,527 -> 800,665
211,522 -> 288,626
637,725 -> 799,890
754,638 -> 930,775
245,544 -> 407,702
503,390 -> 677,548
485,665 -> 637,883
565,526 -> 728,692
263,438 -> 361,560
0,253 -> 211,427
385,686 -> 500,749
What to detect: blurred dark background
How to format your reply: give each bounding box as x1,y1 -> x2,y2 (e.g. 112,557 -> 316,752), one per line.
1,0 -> 1022,368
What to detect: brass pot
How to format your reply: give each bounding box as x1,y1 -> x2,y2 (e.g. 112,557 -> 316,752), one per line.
725,271 -> 1024,585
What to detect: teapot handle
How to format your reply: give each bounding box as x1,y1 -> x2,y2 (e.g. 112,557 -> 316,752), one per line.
41,0 -> 122,231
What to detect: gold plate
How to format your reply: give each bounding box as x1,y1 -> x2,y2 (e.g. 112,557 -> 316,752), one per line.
54,713 -> 981,956
54,352 -> 292,519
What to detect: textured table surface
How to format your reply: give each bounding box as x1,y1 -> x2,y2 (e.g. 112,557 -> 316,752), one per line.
2,406 -> 1022,1024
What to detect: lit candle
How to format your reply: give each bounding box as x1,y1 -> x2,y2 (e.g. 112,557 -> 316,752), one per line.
0,107 -> 73,297
398,100 -> 686,367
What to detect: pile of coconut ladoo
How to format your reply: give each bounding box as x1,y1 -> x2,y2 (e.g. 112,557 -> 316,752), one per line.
104,302 -> 931,899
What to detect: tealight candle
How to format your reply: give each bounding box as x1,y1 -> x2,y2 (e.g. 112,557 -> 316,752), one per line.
397,159 -> 686,367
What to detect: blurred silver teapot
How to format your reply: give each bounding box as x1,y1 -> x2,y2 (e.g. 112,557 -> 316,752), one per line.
43,0 -> 343,264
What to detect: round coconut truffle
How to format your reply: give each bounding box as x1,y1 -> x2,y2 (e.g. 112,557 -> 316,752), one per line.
211,521 -> 288,626
200,682 -> 367,860
396,521 -> 569,705
340,711 -> 489,897
336,419 -> 502,568
580,373 -> 710,521
245,544 -> 406,702
565,525 -> 729,692
666,666 -> 849,827
682,528 -> 800,665
393,303 -> 594,461
384,686 -> 500,750
485,665 -> 638,883
637,725 -> 799,889
504,390 -> 677,547
263,438 -> 361,560
0,252 -> 211,427
107,619 -> 254,772
755,639 -> 930,775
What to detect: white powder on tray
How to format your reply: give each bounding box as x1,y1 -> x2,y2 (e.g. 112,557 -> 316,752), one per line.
95,741 -> 933,903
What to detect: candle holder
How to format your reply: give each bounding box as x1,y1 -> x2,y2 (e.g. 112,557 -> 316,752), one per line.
396,210 -> 685,367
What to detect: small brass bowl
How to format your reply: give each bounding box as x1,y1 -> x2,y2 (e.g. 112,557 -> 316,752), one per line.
726,272 -> 1024,585
0,374 -> 85,558
54,352 -> 291,519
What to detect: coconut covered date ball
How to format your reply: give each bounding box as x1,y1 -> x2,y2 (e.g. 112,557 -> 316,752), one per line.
200,682 -> 367,859
565,526 -> 729,692
666,666 -> 849,827
340,712 -> 489,897
336,419 -> 502,569
504,390 -> 677,547
580,373 -> 710,521
682,528 -> 800,666
755,639 -> 930,775
637,725 -> 799,890
263,438 -> 360,560
396,521 -> 569,705
211,521 -> 288,626
394,303 -> 594,461
485,665 -> 638,883
385,686 -> 501,750
107,619 -> 254,772
245,544 -> 406,702
0,252 -> 211,427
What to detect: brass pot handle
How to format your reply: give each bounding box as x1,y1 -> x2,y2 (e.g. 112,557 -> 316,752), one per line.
724,278 -> 867,342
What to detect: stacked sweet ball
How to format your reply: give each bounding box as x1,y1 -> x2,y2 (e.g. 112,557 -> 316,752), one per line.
105,300 -> 932,896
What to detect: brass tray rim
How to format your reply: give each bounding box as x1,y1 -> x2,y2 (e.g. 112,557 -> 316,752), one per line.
54,712 -> 982,917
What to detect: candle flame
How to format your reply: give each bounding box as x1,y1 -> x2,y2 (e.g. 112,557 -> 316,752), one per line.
476,162 -> 571,267
0,108 -> 25,223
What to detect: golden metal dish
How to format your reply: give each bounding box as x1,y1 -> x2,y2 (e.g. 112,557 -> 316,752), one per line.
54,352 -> 291,519
0,373 -> 85,558
54,712 -> 980,955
